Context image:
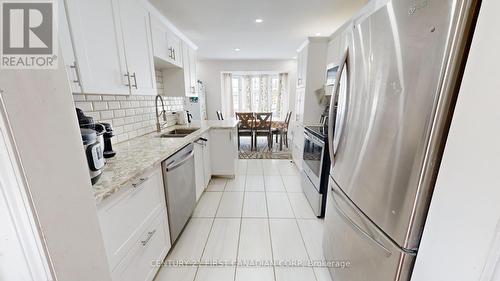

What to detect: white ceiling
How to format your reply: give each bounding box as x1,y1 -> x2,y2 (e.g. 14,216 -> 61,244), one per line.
149,0 -> 368,60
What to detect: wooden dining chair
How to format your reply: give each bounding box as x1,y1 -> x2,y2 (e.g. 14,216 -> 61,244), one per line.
235,112 -> 255,150
281,111 -> 293,148
254,112 -> 273,150
272,111 -> 292,150
216,110 -> 224,120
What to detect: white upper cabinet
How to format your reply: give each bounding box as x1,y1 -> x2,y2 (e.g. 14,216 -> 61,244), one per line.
117,0 -> 157,95
64,0 -> 129,95
166,30 -> 182,67
150,15 -> 169,63
296,44 -> 308,88
149,12 -> 183,68
58,0 -> 81,93
62,0 -> 195,96
182,42 -> 197,97
189,46 -> 197,94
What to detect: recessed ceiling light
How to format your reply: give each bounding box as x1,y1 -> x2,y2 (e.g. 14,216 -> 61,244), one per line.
255,18 -> 263,23
315,32 -> 322,36
234,48 -> 241,52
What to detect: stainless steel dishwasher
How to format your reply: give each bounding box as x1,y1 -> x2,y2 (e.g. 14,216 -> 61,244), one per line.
161,143 -> 196,244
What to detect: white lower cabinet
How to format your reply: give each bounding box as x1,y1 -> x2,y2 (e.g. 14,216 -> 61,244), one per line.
292,122 -> 304,170
194,139 -> 205,201
111,209 -> 169,281
210,128 -> 238,177
194,133 -> 212,201
202,133 -> 212,187
97,167 -> 170,281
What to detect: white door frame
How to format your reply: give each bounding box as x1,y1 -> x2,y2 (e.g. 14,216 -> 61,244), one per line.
0,92 -> 56,281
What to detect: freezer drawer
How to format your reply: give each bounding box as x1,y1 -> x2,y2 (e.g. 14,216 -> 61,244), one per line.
323,180 -> 415,281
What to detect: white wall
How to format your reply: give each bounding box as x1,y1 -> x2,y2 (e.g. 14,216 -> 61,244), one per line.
412,1 -> 500,280
0,52 -> 112,281
197,59 -> 297,120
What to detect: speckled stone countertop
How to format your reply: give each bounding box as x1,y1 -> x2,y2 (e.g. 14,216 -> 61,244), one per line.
93,120 -> 238,203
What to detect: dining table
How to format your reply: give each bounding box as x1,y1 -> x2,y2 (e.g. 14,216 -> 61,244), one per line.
241,119 -> 287,150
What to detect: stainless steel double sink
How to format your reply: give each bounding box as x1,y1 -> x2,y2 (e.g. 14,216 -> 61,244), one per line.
159,128 -> 199,138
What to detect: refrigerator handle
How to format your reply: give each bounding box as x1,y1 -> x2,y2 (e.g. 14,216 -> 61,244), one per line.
330,184 -> 418,256
328,47 -> 349,167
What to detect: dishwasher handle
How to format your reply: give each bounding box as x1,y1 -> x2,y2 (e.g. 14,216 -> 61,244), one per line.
166,150 -> 195,172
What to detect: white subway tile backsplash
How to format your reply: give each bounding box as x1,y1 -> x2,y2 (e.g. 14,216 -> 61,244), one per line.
73,93 -> 184,144
108,101 -> 120,110
114,109 -> 125,118
86,111 -> 100,120
73,94 -> 86,101
75,101 -> 93,111
120,101 -> 131,108
125,108 -> 135,116
86,95 -> 102,101
101,95 -> 116,101
115,95 -> 128,101
100,110 -> 114,120
114,118 -> 125,126
93,101 -> 108,111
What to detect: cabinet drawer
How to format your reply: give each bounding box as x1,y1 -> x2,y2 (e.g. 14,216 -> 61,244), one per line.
111,209 -> 170,281
98,168 -> 165,269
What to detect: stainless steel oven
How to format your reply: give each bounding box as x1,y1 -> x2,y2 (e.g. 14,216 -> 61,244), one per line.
301,126 -> 330,217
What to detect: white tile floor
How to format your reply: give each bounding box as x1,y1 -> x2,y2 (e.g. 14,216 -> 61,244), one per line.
154,159 -> 332,281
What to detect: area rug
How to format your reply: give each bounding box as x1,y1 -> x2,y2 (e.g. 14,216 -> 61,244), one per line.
238,136 -> 292,159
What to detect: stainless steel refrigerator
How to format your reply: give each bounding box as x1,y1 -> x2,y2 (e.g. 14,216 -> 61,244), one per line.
323,0 -> 480,280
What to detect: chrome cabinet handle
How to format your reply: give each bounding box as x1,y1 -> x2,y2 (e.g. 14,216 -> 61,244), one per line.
172,49 -> 176,60
124,72 -> 131,87
168,47 -> 173,59
70,61 -> 81,86
140,229 -> 156,246
131,72 -> 138,89
131,177 -> 147,188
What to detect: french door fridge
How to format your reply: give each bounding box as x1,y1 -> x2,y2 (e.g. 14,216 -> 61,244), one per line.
323,0 -> 480,280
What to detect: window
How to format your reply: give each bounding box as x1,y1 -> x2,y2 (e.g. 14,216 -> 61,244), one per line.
230,73 -> 288,119
232,78 -> 240,112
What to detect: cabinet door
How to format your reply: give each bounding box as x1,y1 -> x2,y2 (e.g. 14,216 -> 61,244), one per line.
202,133 -> 211,187
149,14 -> 169,62
166,30 -> 182,67
58,0 -> 81,93
182,43 -> 191,95
64,0 -> 129,95
300,46 -> 308,87
118,0 -> 157,96
194,142 -> 205,202
295,87 -> 305,123
209,129 -> 237,176
189,48 -> 197,95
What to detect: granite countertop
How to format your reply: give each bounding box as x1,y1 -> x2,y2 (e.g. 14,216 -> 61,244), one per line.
93,119 -> 238,203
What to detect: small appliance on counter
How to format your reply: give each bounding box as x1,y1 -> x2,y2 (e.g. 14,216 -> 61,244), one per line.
100,122 -> 116,158
176,110 -> 193,125
76,108 -> 113,185
80,128 -> 105,185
